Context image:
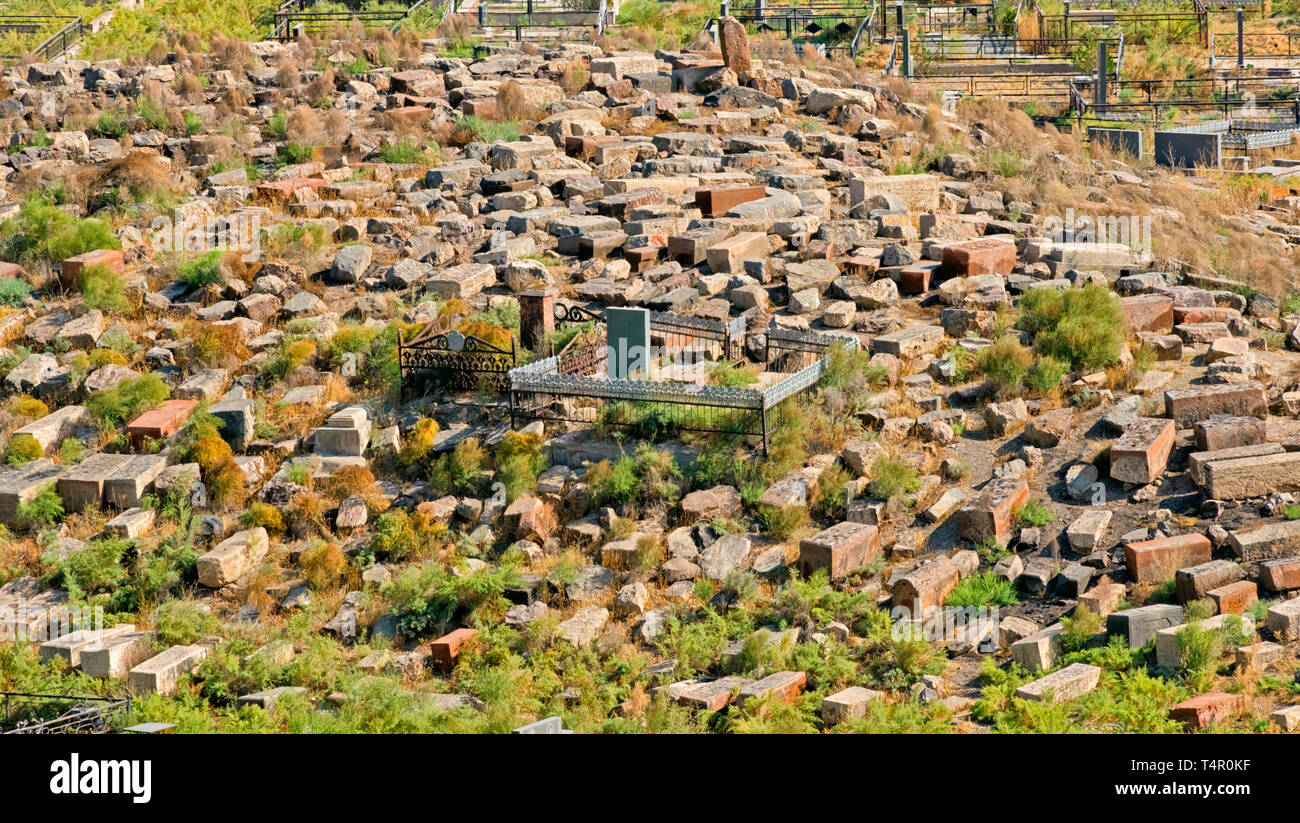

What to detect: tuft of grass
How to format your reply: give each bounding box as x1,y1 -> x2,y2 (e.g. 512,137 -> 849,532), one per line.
868,456 -> 921,500
87,373 -> 169,428
1014,498 -> 1055,528
176,251 -> 225,290
945,572 -> 1019,608
2,193 -> 120,265
0,276 -> 31,307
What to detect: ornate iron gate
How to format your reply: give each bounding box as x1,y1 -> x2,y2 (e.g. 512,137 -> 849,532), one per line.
398,326 -> 517,397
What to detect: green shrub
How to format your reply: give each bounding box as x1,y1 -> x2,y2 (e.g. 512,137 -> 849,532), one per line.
183,111 -> 203,136
1060,603 -> 1103,652
428,437 -> 488,495
974,338 -> 1034,397
78,264 -> 130,314
1026,356 -> 1070,395
2,194 -> 120,264
945,572 -> 1018,608
0,276 -> 31,307
868,456 -> 920,500
137,95 -> 168,131
707,361 -> 759,387
4,435 -> 43,466
176,250 -> 225,289
59,438 -> 86,464
16,483 -> 62,528
277,142 -> 317,165
95,109 -> 128,138
52,537 -> 130,600
87,373 -> 169,427
758,504 -> 809,539
155,600 -> 220,646
587,455 -> 640,508
267,110 -> 288,138
1018,283 -> 1126,371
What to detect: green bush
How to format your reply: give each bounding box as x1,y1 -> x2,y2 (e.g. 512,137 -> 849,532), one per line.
176,250 -> 226,289
707,361 -> 759,387
1026,355 -> 1070,395
868,456 -> 920,500
52,537 -> 131,600
137,95 -> 168,131
1018,284 -> 1126,371
78,264 -> 130,315
183,111 -> 203,136
0,276 -> 31,307
974,338 -> 1034,398
16,483 -> 62,529
2,194 -> 120,264
277,142 -> 317,165
4,435 -> 43,466
87,372 -> 169,427
95,109 -> 129,138
587,455 -> 640,508
428,437 -> 488,496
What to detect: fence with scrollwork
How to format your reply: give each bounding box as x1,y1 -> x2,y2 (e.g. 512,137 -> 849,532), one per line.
509,315 -> 856,453
398,325 -> 517,397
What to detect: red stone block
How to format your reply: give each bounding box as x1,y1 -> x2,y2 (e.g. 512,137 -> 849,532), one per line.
625,246 -> 662,273
894,555 -> 960,615
799,522 -> 880,581
1208,580 -> 1257,615
1260,558 -> 1300,592
678,676 -> 753,712
430,627 -> 478,673
957,476 -> 1030,544
606,78 -> 634,99
940,238 -> 1016,277
387,105 -> 432,126
1169,692 -> 1244,731
1173,306 -> 1241,324
125,399 -> 198,447
1124,533 -> 1212,584
899,263 -> 940,295
461,98 -> 498,118
695,185 -> 766,218
256,177 -> 327,203
844,256 -> 879,278
0,261 -> 22,278
61,248 -> 125,291
1110,417 -> 1175,485
1120,294 -> 1174,334
737,671 -> 807,705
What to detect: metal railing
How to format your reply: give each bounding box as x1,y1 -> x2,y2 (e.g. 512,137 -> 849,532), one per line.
271,0 -> 432,40
849,5 -> 875,57
0,15 -> 84,61
1,691 -> 130,734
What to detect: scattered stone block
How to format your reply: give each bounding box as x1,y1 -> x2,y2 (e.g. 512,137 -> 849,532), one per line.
197,527 -> 269,588
799,521 -> 879,580
821,686 -> 883,725
1107,604 -> 1183,649
1109,417 -> 1175,485
1014,662 -> 1101,704
1169,692 -> 1243,731
1125,533 -> 1211,584
128,645 -> 208,696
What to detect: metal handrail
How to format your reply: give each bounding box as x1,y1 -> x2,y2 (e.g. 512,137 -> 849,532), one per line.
884,34 -> 898,74
850,5 -> 875,57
